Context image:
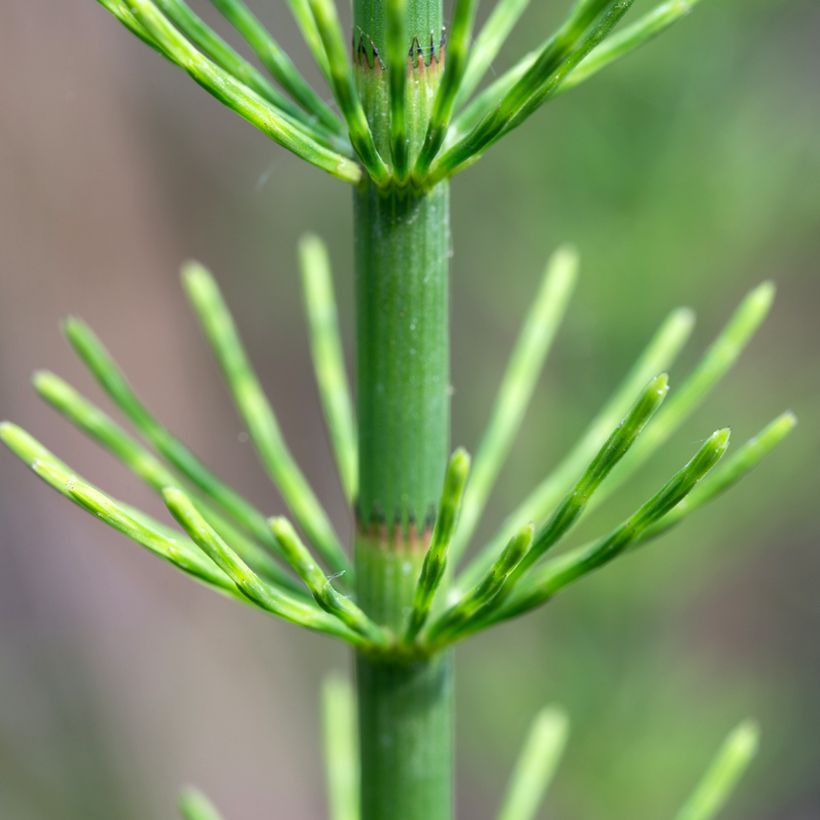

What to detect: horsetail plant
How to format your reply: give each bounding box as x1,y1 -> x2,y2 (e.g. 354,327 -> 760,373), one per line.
1,0 -> 796,817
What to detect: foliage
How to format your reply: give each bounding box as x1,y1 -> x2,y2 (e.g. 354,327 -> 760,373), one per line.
1,0 -> 797,817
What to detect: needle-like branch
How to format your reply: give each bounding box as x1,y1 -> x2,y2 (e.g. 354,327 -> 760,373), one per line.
590,281 -> 775,510
307,0 -> 389,184
434,372 -> 674,629
558,0 -> 703,95
510,372 -> 669,579
63,318 -> 296,572
122,0 -> 361,182
0,423 -> 241,595
182,262 -> 351,578
639,411 -> 797,544
674,721 -> 759,820
496,707 -> 569,820
96,0 -> 166,54
321,674 -> 360,820
210,0 -> 342,133
449,246 -> 578,564
507,412 -> 796,612
496,428 -> 730,623
427,523 -> 533,645
284,0 -> 332,79
414,0 -> 480,178
458,307 -> 693,588
386,0 -> 410,181
450,0 -> 694,138
445,49 -> 537,150
431,0 -> 634,182
299,235 -> 358,506
442,50 -> 538,153
154,0 -> 325,133
455,0 -> 532,108
271,517 -> 387,643
489,0 -> 635,135
33,370 -> 303,594
164,487 -> 366,645
178,788 -> 224,820
405,449 -> 471,641
462,282 -> 772,590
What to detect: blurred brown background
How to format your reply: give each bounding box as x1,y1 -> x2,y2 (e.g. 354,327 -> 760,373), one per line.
1,1 -> 817,818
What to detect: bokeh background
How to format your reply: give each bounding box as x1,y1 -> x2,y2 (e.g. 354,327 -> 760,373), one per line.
1,1 -> 817,818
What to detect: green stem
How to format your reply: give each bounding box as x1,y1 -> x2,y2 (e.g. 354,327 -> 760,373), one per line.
354,182 -> 453,820
355,184 -> 450,526
353,1 -> 452,814
355,539 -> 453,820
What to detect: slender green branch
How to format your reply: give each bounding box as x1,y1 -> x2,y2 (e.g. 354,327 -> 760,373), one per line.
455,0 -> 532,108
427,523 -> 533,645
271,517 -> 387,643
386,0 -> 410,181
431,0 -> 634,182
186,494 -> 304,591
164,488 -> 366,645
512,412 -> 796,607
285,0 -> 332,79
496,707 -> 569,820
63,318 -> 296,572
52,468 -> 236,592
639,411 -> 797,544
558,0 -> 702,95
182,262 -> 351,578
674,721 -> 759,820
96,0 -> 166,54
190,496 -> 304,593
462,282 -> 772,590
457,307 -> 693,588
210,0 -> 342,133
153,0 -> 326,134
178,787 -> 224,820
405,449 -> 471,641
450,0 -> 698,143
121,0 -> 361,182
495,428 -> 730,623
424,370 -> 684,635
321,674 -> 359,820
299,235 -> 358,506
591,281 -> 774,509
120,0 -> 315,159
446,50 -> 538,150
494,0 -> 635,134
449,245 -> 578,564
33,370 -> 303,594
0,423 -> 241,594
307,0 -> 389,184
511,372 -> 669,579
414,0 -> 480,178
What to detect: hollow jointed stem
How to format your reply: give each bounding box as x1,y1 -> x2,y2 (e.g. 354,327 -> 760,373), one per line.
353,1 -> 453,816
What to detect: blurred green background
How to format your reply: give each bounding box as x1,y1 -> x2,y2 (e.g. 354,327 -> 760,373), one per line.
1,1 -> 817,818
